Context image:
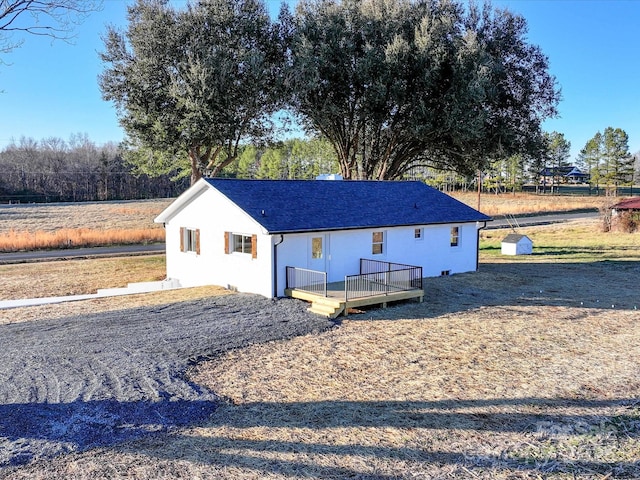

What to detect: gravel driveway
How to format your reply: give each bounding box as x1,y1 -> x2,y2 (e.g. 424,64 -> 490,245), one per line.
0,294 -> 335,466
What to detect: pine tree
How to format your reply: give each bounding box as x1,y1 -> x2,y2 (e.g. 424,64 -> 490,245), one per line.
544,132 -> 571,193
577,132 -> 603,193
601,127 -> 633,196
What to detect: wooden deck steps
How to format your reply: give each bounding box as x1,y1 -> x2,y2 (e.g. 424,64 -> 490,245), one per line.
285,288 -> 345,318
307,296 -> 345,319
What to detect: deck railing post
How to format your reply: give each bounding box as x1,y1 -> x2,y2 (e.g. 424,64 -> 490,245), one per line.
323,271 -> 327,298
285,266 -> 291,290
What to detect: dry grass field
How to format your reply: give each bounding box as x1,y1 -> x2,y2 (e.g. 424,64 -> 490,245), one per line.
481,219 -> 640,262
0,193 -> 610,252
452,192 -> 607,217
0,199 -> 171,252
0,255 -> 167,301
0,285 -> 232,325
0,199 -> 172,233
0,214 -> 639,479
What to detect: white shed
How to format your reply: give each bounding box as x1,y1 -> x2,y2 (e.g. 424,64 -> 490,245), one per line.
154,178 -> 492,298
501,234 -> 533,256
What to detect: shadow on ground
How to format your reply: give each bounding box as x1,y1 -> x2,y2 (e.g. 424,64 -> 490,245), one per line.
115,397 -> 639,478
0,398 -> 217,466
2,261 -> 638,477
3,397 -> 638,477
0,294 -> 336,467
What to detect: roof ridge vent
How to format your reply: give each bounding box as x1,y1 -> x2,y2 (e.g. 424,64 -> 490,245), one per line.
315,174 -> 343,181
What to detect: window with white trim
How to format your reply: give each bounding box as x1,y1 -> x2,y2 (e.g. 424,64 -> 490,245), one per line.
372,231 -> 384,255
414,228 -> 423,240
450,226 -> 460,247
233,234 -> 252,254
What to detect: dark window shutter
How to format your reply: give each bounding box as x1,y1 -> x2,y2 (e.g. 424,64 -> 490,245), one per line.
195,229 -> 201,255
224,232 -> 230,254
251,234 -> 257,259
179,227 -> 185,252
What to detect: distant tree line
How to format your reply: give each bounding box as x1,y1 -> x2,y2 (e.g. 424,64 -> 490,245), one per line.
227,134 -> 639,196
465,129 -> 639,195
2,131 -> 637,203
219,137 -> 338,180
0,135 -> 188,203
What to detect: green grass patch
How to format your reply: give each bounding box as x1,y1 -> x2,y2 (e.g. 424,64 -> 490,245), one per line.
481,220 -> 640,262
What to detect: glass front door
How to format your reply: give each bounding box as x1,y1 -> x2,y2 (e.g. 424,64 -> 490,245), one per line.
308,234 -> 328,273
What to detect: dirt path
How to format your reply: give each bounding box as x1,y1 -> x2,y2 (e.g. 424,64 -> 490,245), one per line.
0,294 -> 335,467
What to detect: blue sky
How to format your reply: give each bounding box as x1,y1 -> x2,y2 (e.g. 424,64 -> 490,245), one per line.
0,0 -> 638,161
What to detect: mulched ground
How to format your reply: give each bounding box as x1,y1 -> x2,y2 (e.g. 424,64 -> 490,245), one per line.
0,294 -> 335,467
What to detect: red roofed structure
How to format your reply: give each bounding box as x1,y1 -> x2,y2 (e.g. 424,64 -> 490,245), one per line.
610,197 -> 640,233
612,197 -> 640,211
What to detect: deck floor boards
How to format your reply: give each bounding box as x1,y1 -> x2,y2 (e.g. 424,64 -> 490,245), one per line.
285,281 -> 424,318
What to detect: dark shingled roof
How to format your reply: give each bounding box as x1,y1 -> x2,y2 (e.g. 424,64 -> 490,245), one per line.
501,234 -> 531,244
205,178 -> 491,234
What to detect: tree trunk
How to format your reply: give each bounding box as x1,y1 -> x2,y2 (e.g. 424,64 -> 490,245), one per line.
189,148 -> 203,186
477,170 -> 482,212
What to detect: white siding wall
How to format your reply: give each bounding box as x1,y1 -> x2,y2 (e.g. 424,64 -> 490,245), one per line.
501,242 -> 517,256
164,188 -> 274,297
274,222 -> 480,296
502,239 -> 532,256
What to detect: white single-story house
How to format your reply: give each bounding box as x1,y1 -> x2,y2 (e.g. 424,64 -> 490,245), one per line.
154,178 -> 492,298
501,233 -> 533,256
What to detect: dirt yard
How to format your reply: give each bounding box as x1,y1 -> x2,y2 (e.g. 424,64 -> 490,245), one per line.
1,259 -> 638,479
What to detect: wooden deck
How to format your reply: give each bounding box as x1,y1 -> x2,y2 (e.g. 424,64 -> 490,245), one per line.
285,281 -> 424,318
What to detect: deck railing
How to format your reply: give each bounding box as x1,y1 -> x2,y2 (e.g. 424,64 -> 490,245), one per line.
345,259 -> 423,301
360,258 -> 422,278
286,260 -> 422,302
286,266 -> 327,297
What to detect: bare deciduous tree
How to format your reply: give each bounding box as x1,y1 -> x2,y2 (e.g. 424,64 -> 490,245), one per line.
1,0 -> 101,59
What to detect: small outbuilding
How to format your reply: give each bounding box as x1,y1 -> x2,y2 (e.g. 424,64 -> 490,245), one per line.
501,233 -> 533,256
611,197 -> 640,214
610,197 -> 640,232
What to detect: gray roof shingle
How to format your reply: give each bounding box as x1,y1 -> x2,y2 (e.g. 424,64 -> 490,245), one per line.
501,234 -> 531,244
206,178 -> 491,234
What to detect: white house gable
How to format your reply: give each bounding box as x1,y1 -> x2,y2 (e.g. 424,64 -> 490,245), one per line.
159,184 -> 274,297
